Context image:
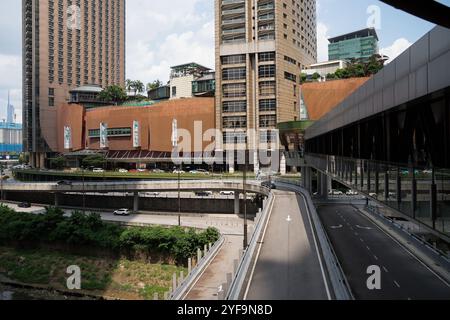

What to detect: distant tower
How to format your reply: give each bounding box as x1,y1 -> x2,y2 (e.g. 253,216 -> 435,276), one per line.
7,90 -> 15,124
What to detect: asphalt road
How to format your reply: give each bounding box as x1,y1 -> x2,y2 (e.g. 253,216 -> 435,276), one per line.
245,189 -> 331,300
317,204 -> 450,300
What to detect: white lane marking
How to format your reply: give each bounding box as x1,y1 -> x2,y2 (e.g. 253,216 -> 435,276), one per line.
243,193 -> 275,300
360,238 -> 364,243
366,246 -> 371,251
356,225 -> 372,230
373,255 -> 378,261
354,208 -> 450,288
330,224 -> 343,229
383,266 -> 389,273
394,281 -> 401,288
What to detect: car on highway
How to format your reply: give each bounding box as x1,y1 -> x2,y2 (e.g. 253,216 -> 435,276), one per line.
56,180 -> 73,186
137,168 -> 148,172
173,169 -> 186,174
329,190 -> 344,195
152,169 -> 165,173
220,191 -> 235,196
18,202 -> 32,208
195,191 -> 213,197
118,169 -> 128,173
93,168 -> 105,173
113,208 -> 132,216
346,190 -> 359,195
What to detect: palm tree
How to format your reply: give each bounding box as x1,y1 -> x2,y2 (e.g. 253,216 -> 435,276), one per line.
134,80 -> 145,95
125,79 -> 133,93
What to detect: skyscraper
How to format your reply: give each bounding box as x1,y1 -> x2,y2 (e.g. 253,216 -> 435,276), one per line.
7,90 -> 15,124
215,0 -> 317,170
22,0 -> 126,167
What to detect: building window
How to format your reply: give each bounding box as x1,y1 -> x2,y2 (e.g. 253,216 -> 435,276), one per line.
49,97 -> 55,107
259,99 -> 276,112
284,72 -> 297,83
223,132 -> 247,144
258,52 -> 275,62
49,88 -> 55,96
223,101 -> 247,113
172,86 -> 177,97
260,130 -> 278,143
259,81 -> 276,96
223,116 -> 247,129
259,115 -> 277,128
222,54 -> 246,65
259,65 -> 276,78
223,83 -> 246,98
223,67 -> 246,81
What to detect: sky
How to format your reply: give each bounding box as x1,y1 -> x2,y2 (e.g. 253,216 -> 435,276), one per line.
0,0 -> 449,124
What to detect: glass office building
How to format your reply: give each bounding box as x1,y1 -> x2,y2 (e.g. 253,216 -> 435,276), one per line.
328,28 -> 379,61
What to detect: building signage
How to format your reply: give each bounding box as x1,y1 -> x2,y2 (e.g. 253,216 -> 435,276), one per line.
133,121 -> 140,148
100,123 -> 108,149
172,119 -> 178,148
64,126 -> 72,149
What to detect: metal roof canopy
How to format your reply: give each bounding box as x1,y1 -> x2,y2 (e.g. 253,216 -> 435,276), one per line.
380,0 -> 450,29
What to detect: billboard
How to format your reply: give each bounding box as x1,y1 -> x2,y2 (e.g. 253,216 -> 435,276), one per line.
64,126 -> 72,150
133,121 -> 140,148
100,123 -> 108,149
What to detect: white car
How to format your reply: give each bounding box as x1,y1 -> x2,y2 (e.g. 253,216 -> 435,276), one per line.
118,169 -> 128,173
173,170 -> 186,174
93,168 -> 105,173
220,191 -> 235,196
113,208 -> 131,216
346,190 -> 359,195
329,190 -> 344,195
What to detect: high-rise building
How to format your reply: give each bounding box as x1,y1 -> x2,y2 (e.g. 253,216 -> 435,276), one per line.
7,91 -> 15,124
22,0 -> 126,167
328,28 -> 379,61
215,0 -> 317,169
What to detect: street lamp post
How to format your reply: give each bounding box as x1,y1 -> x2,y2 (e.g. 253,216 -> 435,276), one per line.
172,119 -> 181,227
243,147 -> 248,249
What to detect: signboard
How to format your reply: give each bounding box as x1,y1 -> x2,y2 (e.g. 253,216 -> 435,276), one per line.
64,126 -> 72,150
172,119 -> 178,148
133,121 -> 140,148
100,123 -> 108,149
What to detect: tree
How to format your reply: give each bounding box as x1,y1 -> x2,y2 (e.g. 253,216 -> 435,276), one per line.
311,72 -> 321,81
300,73 -> 308,83
99,85 -> 128,105
133,80 -> 145,95
82,154 -> 106,169
125,79 -> 133,93
50,156 -> 65,170
146,80 -> 163,92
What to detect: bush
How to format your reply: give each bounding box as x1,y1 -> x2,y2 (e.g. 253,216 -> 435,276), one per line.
0,205 -> 220,263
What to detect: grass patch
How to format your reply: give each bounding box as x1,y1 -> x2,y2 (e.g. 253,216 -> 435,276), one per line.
0,246 -> 187,300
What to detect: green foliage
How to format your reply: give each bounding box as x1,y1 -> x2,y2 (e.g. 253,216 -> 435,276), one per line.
311,72 -> 321,80
300,73 -> 307,83
327,55 -> 384,80
146,80 -> 163,92
19,153 -> 30,165
99,85 -> 128,104
82,154 -> 106,168
0,206 -> 220,263
50,156 -> 65,169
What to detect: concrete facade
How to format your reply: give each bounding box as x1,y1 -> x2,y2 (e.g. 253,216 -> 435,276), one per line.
215,0 -> 317,156
22,0 -> 126,166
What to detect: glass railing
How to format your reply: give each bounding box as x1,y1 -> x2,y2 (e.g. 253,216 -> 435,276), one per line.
305,153 -> 450,237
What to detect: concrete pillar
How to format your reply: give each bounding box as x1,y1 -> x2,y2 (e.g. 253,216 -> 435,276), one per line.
54,193 -> 60,207
253,151 -> 259,175
280,154 -> 287,175
302,166 -> 312,192
133,192 -> 139,212
320,172 -> 329,200
229,162 -> 235,174
234,192 -> 240,214
39,153 -> 46,169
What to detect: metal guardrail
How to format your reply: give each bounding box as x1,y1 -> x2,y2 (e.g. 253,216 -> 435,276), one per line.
226,193 -> 275,300
274,180 -> 354,300
171,235 -> 226,300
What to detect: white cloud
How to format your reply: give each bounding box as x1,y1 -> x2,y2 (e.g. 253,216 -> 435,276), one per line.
317,22 -> 330,63
380,38 -> 412,64
126,0 -> 214,84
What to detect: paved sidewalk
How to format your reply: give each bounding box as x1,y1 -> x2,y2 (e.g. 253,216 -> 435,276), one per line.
185,235 -> 243,300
